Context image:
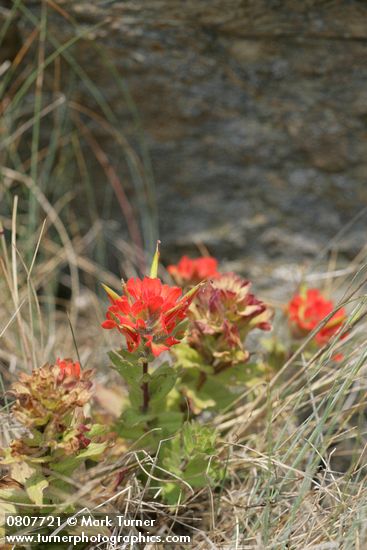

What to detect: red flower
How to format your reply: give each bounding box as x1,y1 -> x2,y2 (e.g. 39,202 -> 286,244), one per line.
56,358 -> 81,381
167,256 -> 219,285
101,277 -> 197,357
288,288 -> 346,346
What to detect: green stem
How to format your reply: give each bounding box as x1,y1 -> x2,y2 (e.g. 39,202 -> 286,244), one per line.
141,360 -> 149,413
197,370 -> 207,391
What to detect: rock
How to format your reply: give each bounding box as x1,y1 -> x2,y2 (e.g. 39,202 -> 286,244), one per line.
9,1 -> 367,286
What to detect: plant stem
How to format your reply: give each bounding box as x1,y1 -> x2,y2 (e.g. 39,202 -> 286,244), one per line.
141,360 -> 149,413
197,370 -> 207,391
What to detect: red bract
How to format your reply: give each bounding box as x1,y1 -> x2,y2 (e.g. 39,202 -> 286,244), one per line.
187,273 -> 272,369
101,277 -> 197,357
10,362 -> 93,430
167,256 -> 219,285
288,288 -> 346,346
75,424 -> 91,449
56,357 -> 81,381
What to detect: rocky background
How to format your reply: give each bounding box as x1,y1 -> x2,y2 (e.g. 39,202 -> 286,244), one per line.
3,1 -> 367,292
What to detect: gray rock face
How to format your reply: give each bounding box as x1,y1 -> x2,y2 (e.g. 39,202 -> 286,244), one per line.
8,1 -> 367,286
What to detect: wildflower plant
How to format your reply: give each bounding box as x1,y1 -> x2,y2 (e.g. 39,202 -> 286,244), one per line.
100,248 -> 238,503
99,247 -> 275,503
159,421 -> 225,504
101,244 -> 201,443
174,272 -> 273,412
0,359 -> 107,511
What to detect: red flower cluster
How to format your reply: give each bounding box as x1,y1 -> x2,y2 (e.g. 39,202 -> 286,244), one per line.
10,361 -> 93,431
102,277 -> 197,357
288,288 -> 346,346
56,357 -> 81,382
167,256 -> 219,286
188,273 -> 272,369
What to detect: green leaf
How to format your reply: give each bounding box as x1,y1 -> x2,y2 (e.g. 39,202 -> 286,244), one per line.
160,482 -> 182,506
196,377 -> 235,410
86,424 -> 109,438
215,363 -> 264,385
174,344 -> 210,370
25,472 -> 49,506
0,486 -> 30,504
75,442 -> 107,460
52,442 -> 107,474
129,384 -> 144,410
122,408 -> 155,428
51,457 -> 80,474
182,422 -> 217,456
116,423 -> 146,441
182,455 -> 210,487
150,363 -> 178,406
109,350 -> 142,385
46,479 -> 75,503
158,422 -> 223,505
157,411 -> 183,434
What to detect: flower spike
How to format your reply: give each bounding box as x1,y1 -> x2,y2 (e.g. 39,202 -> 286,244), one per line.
185,273 -> 272,370
101,275 -> 197,357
